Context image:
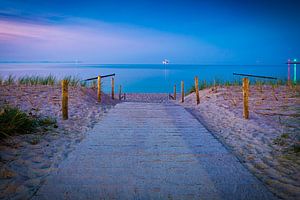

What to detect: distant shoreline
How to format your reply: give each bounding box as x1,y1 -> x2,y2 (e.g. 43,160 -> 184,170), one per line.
0,61 -> 290,66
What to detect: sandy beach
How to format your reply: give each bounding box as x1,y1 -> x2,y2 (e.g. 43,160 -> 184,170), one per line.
0,85 -> 118,199
181,85 -> 300,199
0,84 -> 299,199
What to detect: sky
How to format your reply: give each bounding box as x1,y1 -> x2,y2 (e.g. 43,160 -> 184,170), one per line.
0,0 -> 300,64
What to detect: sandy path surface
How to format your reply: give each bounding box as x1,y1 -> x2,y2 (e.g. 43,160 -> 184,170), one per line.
33,102 -> 276,200
180,85 -> 300,199
124,93 -> 169,103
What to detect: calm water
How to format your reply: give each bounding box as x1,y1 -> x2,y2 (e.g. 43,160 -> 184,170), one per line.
0,63 -> 297,93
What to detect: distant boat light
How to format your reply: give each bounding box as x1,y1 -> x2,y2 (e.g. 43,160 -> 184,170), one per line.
162,59 -> 169,64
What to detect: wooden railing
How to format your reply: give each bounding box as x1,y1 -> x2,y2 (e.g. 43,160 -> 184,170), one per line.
169,76 -> 251,119
233,73 -> 277,80
61,73 -> 125,120
83,73 -> 115,81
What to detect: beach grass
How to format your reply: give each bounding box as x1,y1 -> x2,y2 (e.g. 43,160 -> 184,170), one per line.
0,105 -> 57,139
0,75 -> 87,87
1,74 -> 299,93
63,75 -> 81,86
0,106 -> 38,138
5,75 -> 15,85
186,85 -> 196,95
18,75 -> 57,85
185,78 -> 299,96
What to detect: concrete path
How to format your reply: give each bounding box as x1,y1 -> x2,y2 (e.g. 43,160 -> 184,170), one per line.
33,102 -> 276,200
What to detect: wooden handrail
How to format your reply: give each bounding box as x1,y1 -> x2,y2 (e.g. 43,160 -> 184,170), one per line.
83,73 -> 115,81
233,73 -> 277,80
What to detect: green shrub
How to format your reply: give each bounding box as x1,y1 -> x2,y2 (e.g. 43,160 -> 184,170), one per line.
0,106 -> 38,138
0,106 -> 58,139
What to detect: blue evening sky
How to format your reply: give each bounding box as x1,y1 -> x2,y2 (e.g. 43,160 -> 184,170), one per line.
0,0 -> 299,64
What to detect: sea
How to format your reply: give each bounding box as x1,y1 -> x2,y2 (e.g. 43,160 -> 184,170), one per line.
0,63 -> 297,93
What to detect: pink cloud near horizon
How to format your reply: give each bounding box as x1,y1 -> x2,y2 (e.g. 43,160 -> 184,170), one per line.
0,18 -> 227,63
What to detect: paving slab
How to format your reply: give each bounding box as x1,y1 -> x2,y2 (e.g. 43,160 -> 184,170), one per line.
33,102 -> 276,200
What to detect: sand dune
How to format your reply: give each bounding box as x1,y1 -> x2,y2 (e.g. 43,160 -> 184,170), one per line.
180,85 -> 300,199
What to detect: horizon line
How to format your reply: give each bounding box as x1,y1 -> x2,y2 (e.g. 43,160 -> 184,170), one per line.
0,61 -> 290,66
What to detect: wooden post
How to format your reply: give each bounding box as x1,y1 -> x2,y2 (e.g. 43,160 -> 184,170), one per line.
119,85 -> 122,100
195,76 -> 200,104
181,81 -> 184,103
97,75 -> 101,102
61,80 -> 68,120
111,77 -> 115,99
294,63 -> 297,84
288,61 -> 291,82
174,84 -> 176,100
243,78 -> 249,119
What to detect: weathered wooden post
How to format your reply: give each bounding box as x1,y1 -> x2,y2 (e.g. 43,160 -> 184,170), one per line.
97,75 -> 101,102
174,84 -> 176,100
111,77 -> 115,99
195,76 -> 200,104
181,81 -> 184,103
119,85 -> 122,100
61,80 -> 68,120
287,59 -> 291,82
243,78 -> 249,119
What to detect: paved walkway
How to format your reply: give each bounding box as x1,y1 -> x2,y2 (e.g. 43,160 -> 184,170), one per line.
33,102 -> 276,200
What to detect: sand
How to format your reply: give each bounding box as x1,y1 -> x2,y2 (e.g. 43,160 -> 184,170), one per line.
1,84 -> 299,199
0,85 -> 118,199
180,85 -> 300,199
125,93 -> 169,103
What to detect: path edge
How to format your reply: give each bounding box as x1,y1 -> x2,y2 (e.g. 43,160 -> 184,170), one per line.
184,106 -> 279,199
